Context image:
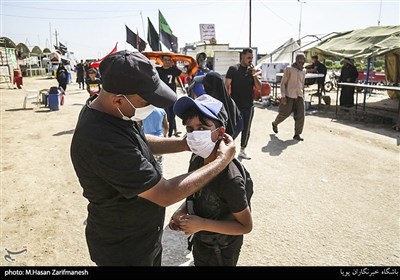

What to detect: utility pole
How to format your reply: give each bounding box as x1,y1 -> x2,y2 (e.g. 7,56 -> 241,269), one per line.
249,0 -> 252,48
378,0 -> 383,25
49,22 -> 53,48
54,29 -> 59,47
298,0 -> 306,43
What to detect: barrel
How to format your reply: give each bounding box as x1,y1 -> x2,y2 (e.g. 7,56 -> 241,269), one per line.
48,94 -> 60,111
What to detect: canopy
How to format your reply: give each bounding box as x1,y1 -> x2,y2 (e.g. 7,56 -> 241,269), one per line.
257,38 -> 300,66
305,25 -> 400,98
305,25 -> 400,59
0,37 -> 16,48
31,46 -> 43,56
16,43 -> 30,57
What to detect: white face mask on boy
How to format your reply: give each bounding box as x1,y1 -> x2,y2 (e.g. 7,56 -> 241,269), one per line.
186,128 -> 219,159
117,95 -> 154,121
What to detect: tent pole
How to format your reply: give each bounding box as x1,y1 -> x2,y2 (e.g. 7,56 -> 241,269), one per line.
363,58 -> 371,111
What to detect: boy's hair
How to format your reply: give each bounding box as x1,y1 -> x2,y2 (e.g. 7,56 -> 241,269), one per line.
181,108 -> 223,128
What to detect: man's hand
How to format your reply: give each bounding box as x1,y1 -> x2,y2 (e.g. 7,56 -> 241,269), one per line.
280,96 -> 287,105
169,208 -> 187,231
216,133 -> 235,163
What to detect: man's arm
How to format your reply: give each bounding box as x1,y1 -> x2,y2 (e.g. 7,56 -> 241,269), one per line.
139,134 -> 236,207
225,78 -> 232,95
162,115 -> 168,138
178,208 -> 253,235
280,68 -> 290,97
252,70 -> 262,90
145,134 -> 189,154
176,76 -> 187,95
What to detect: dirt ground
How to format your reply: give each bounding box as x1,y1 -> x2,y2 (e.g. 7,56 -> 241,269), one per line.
1,76 -> 399,267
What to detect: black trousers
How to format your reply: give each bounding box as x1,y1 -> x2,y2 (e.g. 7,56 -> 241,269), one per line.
192,235 -> 243,266
238,106 -> 254,149
340,86 -> 355,107
165,105 -> 176,137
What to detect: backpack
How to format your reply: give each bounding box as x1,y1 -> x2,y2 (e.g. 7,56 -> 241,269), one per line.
232,158 -> 253,209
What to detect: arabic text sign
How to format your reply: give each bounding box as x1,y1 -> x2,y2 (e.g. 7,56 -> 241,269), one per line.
200,24 -> 216,41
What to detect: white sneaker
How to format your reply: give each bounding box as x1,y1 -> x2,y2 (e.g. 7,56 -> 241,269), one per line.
238,151 -> 251,160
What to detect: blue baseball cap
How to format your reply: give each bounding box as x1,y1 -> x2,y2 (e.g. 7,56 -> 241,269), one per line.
173,94 -> 228,126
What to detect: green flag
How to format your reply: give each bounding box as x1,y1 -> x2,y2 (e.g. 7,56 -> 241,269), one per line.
158,10 -> 178,52
159,10 -> 173,35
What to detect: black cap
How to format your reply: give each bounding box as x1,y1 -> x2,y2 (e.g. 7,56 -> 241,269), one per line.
99,50 -> 177,108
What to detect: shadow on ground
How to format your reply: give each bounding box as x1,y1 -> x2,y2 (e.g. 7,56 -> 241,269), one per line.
258,97 -> 400,145
53,129 -> 75,136
261,134 -> 298,156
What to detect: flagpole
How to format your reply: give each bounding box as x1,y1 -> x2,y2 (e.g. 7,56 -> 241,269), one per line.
158,11 -> 161,51
249,0 -> 252,48
140,11 -> 146,41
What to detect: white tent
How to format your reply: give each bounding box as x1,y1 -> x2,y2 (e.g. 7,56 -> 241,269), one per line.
257,38 -> 300,66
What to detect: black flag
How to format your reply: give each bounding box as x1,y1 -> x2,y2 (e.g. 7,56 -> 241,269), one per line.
59,42 -> 67,55
147,18 -> 160,51
126,25 -> 146,52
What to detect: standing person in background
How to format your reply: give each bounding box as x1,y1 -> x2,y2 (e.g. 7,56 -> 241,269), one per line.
84,60 -> 91,80
142,107 -> 169,174
194,52 -> 211,76
271,53 -> 306,141
225,48 -> 261,160
76,60 -> 85,90
56,64 -> 68,92
339,58 -> 359,108
156,54 -> 184,137
307,55 -> 327,95
86,68 -> 102,97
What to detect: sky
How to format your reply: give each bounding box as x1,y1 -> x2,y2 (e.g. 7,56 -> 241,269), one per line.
1,0 -> 399,60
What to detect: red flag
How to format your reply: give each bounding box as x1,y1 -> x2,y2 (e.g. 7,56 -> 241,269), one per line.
90,42 -> 118,68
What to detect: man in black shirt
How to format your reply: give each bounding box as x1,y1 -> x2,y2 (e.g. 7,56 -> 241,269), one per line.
308,55 -> 327,95
225,48 -> 261,160
70,51 -> 236,266
156,55 -> 184,137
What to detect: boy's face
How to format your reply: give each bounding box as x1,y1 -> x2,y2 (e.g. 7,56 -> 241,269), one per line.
162,56 -> 172,68
185,115 -> 221,143
89,73 -> 96,80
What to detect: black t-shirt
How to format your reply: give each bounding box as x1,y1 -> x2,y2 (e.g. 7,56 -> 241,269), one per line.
86,78 -> 102,95
156,66 -> 182,92
70,96 -> 164,265
226,64 -> 255,109
188,155 -> 248,228
314,61 -> 327,75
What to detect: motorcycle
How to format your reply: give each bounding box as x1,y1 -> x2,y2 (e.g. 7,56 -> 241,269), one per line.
324,71 -> 339,92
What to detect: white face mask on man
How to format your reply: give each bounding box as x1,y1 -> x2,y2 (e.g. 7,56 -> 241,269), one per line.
117,95 -> 154,121
186,128 -> 219,159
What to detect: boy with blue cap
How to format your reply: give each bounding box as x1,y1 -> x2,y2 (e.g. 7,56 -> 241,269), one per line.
169,94 -> 253,266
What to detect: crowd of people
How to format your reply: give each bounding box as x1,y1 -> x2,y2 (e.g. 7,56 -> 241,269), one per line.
69,48 -> 360,266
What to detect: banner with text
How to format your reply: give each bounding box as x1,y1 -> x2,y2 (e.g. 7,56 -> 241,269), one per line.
200,24 -> 216,41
